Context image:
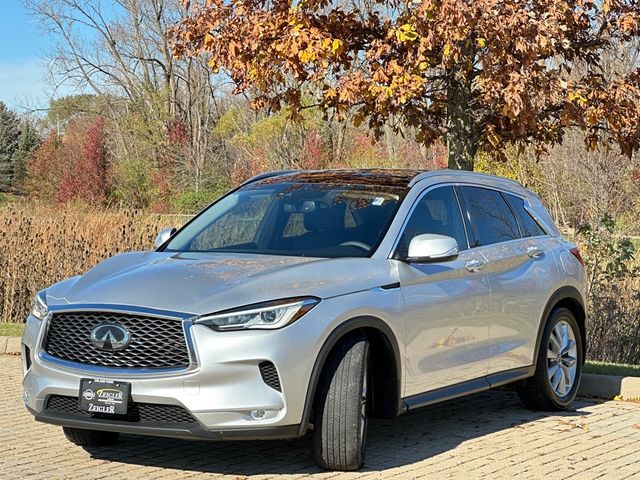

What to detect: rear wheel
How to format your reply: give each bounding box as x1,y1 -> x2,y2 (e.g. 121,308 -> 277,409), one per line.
518,307 -> 583,410
314,333 -> 370,471
63,427 -> 120,447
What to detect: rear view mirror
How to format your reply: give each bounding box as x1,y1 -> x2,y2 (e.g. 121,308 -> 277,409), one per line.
283,201 -> 317,213
154,227 -> 177,249
405,234 -> 459,263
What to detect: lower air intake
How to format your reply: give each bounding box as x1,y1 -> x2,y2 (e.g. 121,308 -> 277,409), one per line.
259,361 -> 282,392
45,395 -> 197,424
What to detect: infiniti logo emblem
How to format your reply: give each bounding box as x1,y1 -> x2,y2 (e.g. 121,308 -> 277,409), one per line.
90,323 -> 131,351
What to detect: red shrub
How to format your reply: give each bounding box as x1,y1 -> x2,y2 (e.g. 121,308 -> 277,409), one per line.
27,118 -> 109,205
57,117 -> 109,205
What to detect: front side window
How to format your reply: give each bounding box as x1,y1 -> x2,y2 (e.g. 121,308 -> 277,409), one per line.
165,182 -> 406,258
458,186 -> 520,247
396,186 -> 468,258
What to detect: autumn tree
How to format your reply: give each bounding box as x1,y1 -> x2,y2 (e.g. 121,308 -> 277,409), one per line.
170,0 -> 640,170
57,117 -> 109,205
27,0 -> 226,189
27,129 -> 64,202
27,117 -> 109,205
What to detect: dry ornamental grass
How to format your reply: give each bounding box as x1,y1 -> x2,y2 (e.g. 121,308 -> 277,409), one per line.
0,204 -> 183,324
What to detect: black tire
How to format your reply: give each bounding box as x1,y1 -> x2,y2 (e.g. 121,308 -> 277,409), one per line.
314,333 -> 370,471
63,427 -> 120,447
518,307 -> 583,411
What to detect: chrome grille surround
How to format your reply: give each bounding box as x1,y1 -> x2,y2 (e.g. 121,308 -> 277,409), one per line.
39,305 -> 197,374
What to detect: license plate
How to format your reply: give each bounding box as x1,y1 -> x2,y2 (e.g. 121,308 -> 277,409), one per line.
78,378 -> 130,415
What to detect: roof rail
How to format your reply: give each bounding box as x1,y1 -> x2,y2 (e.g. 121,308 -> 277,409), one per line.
240,170 -> 298,187
408,169 -> 526,190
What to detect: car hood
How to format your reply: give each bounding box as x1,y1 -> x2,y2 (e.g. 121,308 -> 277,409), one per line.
45,251 -> 397,315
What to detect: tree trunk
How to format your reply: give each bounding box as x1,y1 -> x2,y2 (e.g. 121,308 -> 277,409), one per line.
446,68 -> 477,171
384,122 -> 398,166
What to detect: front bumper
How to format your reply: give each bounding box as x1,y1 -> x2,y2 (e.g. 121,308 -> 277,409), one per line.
21,306 -> 327,440
28,405 -> 301,440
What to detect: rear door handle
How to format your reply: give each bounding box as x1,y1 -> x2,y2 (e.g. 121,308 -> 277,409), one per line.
527,246 -> 543,258
465,259 -> 486,272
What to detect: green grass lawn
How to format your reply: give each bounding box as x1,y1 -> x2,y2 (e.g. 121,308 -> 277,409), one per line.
584,361 -> 640,377
0,323 -> 24,337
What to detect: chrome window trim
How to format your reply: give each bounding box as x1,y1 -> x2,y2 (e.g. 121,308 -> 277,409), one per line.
387,181 -> 553,259
37,304 -> 199,377
456,184 -> 523,248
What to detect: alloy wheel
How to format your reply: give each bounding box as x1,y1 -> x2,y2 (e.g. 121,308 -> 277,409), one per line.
547,320 -> 578,397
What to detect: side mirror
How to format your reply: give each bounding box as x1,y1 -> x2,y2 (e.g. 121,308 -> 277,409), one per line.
405,234 -> 459,263
154,227 -> 177,249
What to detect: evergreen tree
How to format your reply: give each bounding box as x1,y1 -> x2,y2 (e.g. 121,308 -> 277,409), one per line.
11,122 -> 41,194
0,102 -> 20,192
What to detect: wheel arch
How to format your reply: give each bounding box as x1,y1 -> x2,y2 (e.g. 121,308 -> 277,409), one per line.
535,286 -> 587,364
297,315 -> 403,437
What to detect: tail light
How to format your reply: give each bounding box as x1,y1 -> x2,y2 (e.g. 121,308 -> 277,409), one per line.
570,247 -> 585,267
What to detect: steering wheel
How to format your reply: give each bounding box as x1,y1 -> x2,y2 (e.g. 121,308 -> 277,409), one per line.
339,241 -> 372,251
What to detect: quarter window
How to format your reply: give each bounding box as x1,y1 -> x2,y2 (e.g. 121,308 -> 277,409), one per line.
458,186 -> 520,247
396,186 -> 467,258
504,194 -> 547,237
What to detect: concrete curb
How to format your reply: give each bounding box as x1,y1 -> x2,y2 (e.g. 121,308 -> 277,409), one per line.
0,336 -> 21,355
579,373 -> 640,401
0,336 -> 638,400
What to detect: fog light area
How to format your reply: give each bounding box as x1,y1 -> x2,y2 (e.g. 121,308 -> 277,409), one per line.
251,409 -> 266,420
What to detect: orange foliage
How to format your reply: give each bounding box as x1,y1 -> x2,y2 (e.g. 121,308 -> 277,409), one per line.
171,0 -> 640,159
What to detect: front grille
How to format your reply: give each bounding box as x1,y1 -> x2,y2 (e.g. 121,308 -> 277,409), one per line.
44,311 -> 190,369
46,395 -> 197,424
259,361 -> 282,392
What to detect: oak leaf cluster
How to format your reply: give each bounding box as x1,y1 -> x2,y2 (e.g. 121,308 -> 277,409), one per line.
173,1 -> 639,168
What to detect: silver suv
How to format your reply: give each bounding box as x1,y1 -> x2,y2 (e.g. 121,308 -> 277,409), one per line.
22,169 -> 586,471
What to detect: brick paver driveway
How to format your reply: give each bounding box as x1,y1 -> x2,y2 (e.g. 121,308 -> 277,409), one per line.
2,355 -> 640,479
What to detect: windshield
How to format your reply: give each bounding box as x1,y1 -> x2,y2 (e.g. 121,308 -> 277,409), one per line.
164,182 -> 406,258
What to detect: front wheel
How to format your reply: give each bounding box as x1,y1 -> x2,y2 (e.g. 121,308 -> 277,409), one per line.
518,307 -> 583,410
314,333 -> 370,471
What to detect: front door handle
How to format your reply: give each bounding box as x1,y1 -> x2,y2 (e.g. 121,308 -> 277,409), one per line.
527,246 -> 543,258
465,259 -> 486,272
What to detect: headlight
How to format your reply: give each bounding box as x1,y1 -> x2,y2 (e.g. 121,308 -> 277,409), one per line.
31,290 -> 48,320
195,297 -> 319,331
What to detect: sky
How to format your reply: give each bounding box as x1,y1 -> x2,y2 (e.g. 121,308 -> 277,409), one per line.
0,2 -> 75,113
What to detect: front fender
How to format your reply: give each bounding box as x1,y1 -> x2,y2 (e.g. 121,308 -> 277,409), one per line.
297,309 -> 403,436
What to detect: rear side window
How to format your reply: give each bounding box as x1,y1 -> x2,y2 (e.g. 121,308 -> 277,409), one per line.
504,194 -> 547,238
396,186 -> 468,257
458,186 -> 520,247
